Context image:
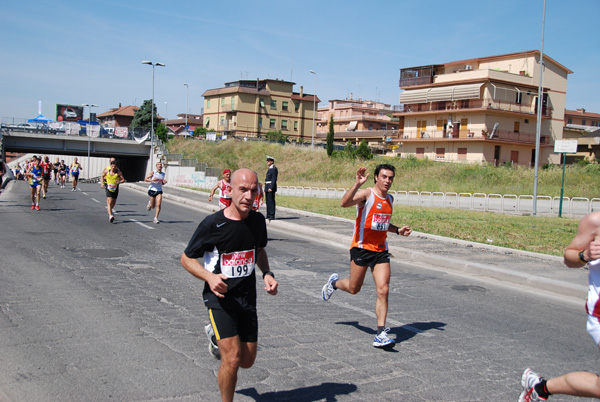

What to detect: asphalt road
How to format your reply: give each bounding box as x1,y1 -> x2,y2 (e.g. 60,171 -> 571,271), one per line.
0,180 -> 598,401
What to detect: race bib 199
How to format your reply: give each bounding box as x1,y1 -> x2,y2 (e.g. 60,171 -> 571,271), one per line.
221,249 -> 256,278
371,213 -> 391,231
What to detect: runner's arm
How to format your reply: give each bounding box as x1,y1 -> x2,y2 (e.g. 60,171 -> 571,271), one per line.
564,213 -> 600,268
180,253 -> 228,298
256,247 -> 278,295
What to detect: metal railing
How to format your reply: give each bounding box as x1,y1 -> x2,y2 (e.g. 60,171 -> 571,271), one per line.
277,186 -> 599,218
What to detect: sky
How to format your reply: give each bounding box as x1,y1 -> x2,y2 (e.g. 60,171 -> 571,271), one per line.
1,0 -> 599,122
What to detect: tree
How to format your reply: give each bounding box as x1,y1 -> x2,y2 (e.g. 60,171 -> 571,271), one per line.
193,126 -> 208,138
356,139 -> 373,160
344,140 -> 355,159
131,99 -> 158,131
155,123 -> 168,143
326,115 -> 335,156
265,130 -> 288,143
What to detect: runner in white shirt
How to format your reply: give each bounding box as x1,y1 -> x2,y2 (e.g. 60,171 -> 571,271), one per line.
145,161 -> 167,224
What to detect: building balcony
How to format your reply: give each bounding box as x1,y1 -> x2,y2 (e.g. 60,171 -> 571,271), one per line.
398,128 -> 549,145
218,121 -> 236,132
220,105 -> 238,113
396,98 -> 552,118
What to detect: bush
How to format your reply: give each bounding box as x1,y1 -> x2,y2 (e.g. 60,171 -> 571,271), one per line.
355,139 -> 373,160
265,130 -> 288,143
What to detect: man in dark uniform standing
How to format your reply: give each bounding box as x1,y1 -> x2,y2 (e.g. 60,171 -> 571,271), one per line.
264,156 -> 278,221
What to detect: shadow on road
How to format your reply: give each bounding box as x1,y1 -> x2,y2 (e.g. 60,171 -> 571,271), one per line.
237,382 -> 358,401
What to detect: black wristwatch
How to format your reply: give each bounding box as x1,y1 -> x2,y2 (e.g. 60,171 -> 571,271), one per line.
579,250 -> 590,264
263,271 -> 275,279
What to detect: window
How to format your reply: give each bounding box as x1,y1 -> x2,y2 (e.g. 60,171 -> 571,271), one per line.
270,100 -> 277,110
221,98 -> 225,108
295,102 -> 300,112
458,148 -> 467,160
515,91 -> 522,104
207,100 -> 211,109
514,121 -> 520,133
567,118 -> 572,124
416,148 -> 424,158
436,148 -> 445,160
510,151 -> 519,164
205,117 -> 210,127
260,99 -> 265,108
282,101 -> 288,111
269,119 -> 276,129
281,120 -> 288,130
294,121 -> 298,131
231,97 -> 235,109
258,117 -> 262,128
582,119 -> 587,125
220,116 -> 225,126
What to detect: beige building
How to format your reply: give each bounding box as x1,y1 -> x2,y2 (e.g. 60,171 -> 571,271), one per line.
202,79 -> 319,141
562,108 -> 600,162
314,98 -> 400,150
394,50 -> 572,166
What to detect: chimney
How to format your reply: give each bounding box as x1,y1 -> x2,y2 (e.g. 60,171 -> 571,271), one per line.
300,86 -> 303,97
577,108 -> 585,114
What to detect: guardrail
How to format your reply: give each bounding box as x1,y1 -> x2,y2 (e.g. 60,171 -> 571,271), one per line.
277,186 -> 599,218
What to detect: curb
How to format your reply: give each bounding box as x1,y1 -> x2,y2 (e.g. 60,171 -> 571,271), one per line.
122,183 -> 587,299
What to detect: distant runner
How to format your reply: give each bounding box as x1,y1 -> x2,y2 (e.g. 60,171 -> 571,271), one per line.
70,158 -> 83,191
145,161 -> 167,224
101,160 -> 125,223
25,157 -> 43,210
208,169 -> 232,209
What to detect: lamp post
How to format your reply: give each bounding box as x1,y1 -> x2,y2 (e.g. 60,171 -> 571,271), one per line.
165,101 -> 168,134
141,61 -> 165,168
82,103 -> 97,180
310,70 -> 317,147
184,83 -> 189,135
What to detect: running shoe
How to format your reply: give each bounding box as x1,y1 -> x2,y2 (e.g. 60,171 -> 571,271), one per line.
519,369 -> 547,402
31,205 -> 35,210
153,217 -> 159,224
147,202 -> 152,211
109,215 -> 114,223
43,194 -> 46,199
204,324 -> 220,360
35,205 -> 40,211
373,328 -> 395,348
322,273 -> 339,301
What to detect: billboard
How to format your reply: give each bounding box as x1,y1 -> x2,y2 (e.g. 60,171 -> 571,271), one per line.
56,104 -> 84,122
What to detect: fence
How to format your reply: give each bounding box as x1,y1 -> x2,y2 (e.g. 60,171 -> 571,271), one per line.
277,186 -> 599,218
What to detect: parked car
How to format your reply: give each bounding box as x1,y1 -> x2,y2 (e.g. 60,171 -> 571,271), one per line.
7,123 -> 37,131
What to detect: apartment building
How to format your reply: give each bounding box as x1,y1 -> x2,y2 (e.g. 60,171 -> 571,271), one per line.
201,79 -> 319,141
393,50 -> 572,166
97,104 -> 139,128
314,97 -> 400,149
562,108 -> 600,162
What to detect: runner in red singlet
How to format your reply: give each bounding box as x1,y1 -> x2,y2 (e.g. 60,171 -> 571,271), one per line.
208,169 -> 232,209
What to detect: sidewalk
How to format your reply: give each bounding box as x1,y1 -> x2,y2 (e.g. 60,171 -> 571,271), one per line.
124,183 -> 589,300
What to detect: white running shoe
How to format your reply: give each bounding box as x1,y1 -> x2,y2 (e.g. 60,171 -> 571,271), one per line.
373,328 -> 396,348
322,273 -> 339,301
109,215 -> 114,223
147,202 -> 151,211
153,217 -> 159,224
204,324 -> 220,360
519,369 -> 547,402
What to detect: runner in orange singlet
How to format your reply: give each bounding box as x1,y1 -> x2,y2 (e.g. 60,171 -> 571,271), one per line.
321,164 -> 411,348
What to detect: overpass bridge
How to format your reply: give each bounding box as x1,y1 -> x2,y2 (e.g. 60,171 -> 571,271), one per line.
1,128 -> 155,181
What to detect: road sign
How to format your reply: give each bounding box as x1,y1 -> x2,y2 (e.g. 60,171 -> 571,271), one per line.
554,140 -> 578,153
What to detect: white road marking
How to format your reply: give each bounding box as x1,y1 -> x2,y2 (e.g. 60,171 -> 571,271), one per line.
129,218 -> 154,230
91,198 -> 100,203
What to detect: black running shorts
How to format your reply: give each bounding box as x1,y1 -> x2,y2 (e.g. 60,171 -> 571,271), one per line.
350,247 -> 391,268
208,307 -> 258,343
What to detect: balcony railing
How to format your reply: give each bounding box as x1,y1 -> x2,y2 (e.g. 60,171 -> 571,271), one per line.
399,129 -> 549,145
398,98 -> 553,118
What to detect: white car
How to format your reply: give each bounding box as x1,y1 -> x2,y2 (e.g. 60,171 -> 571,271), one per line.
7,123 -> 36,131
64,108 -> 78,119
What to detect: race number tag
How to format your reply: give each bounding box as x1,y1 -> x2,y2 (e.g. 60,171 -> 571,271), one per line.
221,249 -> 256,278
371,213 -> 391,231
107,183 -> 117,191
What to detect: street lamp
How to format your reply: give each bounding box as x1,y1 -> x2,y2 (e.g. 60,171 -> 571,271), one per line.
184,83 -> 189,134
141,60 -> 165,168
82,103 -> 97,180
165,101 -> 168,133
310,70 -> 317,147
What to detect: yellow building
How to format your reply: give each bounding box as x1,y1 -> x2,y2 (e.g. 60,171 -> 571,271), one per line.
202,79 -> 320,141
394,50 -> 572,166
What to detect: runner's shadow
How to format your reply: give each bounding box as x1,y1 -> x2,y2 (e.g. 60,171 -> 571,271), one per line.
237,382 -> 357,401
336,320 -> 446,344
271,216 -> 299,221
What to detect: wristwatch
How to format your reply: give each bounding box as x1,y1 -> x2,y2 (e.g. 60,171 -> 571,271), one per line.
263,271 -> 275,279
579,250 -> 590,264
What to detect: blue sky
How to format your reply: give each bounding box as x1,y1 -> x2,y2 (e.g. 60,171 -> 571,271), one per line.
1,0 -> 598,121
